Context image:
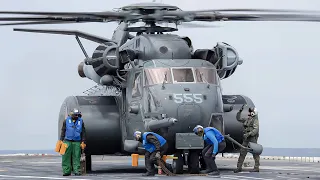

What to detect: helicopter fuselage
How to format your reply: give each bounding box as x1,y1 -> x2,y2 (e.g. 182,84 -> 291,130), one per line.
124,58 -> 225,154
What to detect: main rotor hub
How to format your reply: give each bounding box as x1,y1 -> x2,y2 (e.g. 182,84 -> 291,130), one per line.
121,2 -> 180,12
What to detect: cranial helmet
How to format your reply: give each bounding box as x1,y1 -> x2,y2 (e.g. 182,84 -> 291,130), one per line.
133,131 -> 141,137
193,125 -> 204,135
249,107 -> 258,116
72,108 -> 80,115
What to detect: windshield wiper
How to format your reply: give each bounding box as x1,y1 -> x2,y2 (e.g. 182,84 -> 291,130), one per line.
200,72 -> 210,88
162,72 -> 167,89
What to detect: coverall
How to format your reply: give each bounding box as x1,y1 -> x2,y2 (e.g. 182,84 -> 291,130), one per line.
141,132 -> 172,176
59,116 -> 86,176
201,127 -> 226,174
234,109 -> 260,172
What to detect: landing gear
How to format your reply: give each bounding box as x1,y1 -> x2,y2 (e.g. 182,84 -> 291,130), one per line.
172,152 -> 184,174
86,155 -> 92,172
187,150 -> 200,174
172,150 -> 201,174
199,154 -> 206,170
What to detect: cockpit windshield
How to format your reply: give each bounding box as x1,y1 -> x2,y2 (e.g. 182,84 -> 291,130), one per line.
194,67 -> 218,84
144,67 -> 218,86
144,68 -> 172,86
172,68 -> 195,82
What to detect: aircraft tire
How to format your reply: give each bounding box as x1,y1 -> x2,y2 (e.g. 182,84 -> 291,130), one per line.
199,154 -> 206,170
86,154 -> 92,172
187,150 -> 200,173
172,152 -> 184,174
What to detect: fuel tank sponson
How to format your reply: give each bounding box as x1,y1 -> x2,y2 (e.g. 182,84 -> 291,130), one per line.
144,117 -> 178,131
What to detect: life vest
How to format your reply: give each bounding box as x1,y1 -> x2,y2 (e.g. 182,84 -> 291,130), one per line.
142,132 -> 166,153
65,116 -> 83,141
203,127 -> 224,144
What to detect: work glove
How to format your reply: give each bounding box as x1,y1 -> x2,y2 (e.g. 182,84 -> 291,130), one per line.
80,142 -> 86,150
244,132 -> 251,139
155,151 -> 161,159
212,153 -> 216,158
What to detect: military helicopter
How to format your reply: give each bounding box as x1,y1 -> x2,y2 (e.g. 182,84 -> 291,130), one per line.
1,1 -> 320,174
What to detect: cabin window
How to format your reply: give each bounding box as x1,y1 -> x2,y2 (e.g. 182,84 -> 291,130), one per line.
144,68 -> 172,86
194,68 -> 218,84
172,68 -> 195,83
132,72 -> 142,98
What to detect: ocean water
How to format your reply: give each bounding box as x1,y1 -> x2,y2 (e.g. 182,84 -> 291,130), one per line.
1,148 -> 320,157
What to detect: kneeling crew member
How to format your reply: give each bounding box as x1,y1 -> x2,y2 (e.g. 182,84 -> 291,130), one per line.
234,105 -> 260,173
133,131 -> 172,176
59,109 -> 86,176
193,125 -> 226,176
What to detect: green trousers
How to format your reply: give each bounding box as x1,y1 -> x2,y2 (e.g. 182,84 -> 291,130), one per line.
62,141 -> 81,175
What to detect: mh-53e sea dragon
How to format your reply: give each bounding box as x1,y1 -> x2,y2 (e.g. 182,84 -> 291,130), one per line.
1,1 -> 320,174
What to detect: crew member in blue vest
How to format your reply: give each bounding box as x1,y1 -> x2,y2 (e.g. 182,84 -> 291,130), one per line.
193,125 -> 226,176
58,108 -> 86,176
133,131 -> 173,176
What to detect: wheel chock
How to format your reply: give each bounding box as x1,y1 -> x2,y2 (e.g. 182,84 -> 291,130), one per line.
131,154 -> 178,167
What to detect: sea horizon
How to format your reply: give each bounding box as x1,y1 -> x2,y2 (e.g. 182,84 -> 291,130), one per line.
1,147 -> 320,157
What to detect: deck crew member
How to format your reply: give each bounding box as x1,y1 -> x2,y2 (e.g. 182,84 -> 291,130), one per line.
234,105 -> 260,173
58,108 -> 86,176
193,125 -> 226,176
133,131 -> 173,176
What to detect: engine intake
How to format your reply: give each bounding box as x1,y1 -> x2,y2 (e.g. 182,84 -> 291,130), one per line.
86,42 -> 119,76
193,42 -> 243,79
77,42 -> 123,84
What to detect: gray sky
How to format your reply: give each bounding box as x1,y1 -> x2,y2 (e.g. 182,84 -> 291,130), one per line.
1,0 -> 320,150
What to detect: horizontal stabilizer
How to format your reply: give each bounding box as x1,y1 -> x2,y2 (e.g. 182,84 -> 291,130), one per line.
13,28 -> 116,44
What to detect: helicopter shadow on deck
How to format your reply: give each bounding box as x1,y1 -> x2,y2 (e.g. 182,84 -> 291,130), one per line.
86,164 -> 240,175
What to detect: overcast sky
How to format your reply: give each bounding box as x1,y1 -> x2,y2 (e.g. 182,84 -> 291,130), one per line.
1,0 -> 320,150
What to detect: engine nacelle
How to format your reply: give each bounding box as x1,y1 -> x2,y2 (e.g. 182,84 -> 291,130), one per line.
193,42 -> 243,80
87,43 -> 119,76
77,42 -> 120,85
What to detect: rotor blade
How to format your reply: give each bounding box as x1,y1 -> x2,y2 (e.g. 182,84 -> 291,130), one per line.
180,22 -> 220,28
0,11 -> 128,18
211,13 -> 320,22
194,8 -> 320,13
0,20 -> 99,26
13,28 -> 117,44
0,16 -> 104,22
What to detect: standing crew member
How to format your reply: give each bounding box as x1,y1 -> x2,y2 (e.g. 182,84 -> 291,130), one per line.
58,108 -> 86,176
234,104 -> 260,173
133,131 -> 173,176
193,125 -> 226,176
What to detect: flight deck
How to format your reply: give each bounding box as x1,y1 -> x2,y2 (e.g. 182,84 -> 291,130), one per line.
0,154 -> 319,180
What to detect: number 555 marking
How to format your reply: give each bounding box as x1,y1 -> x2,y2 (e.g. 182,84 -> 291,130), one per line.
173,93 -> 203,104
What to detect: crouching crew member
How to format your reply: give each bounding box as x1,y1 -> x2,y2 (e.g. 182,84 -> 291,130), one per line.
58,108 -> 86,176
133,131 -> 173,176
193,125 -> 226,176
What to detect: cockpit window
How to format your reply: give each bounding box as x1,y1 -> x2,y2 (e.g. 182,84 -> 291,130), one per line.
144,68 -> 172,86
194,68 -> 218,84
172,68 -> 194,82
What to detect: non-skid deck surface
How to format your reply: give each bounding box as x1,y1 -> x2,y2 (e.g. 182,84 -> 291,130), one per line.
0,155 -> 319,179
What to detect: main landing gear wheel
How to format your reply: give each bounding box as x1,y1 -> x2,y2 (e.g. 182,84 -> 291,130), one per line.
86,155 -> 92,172
200,154 -> 206,170
187,150 -> 200,174
172,153 -> 184,174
